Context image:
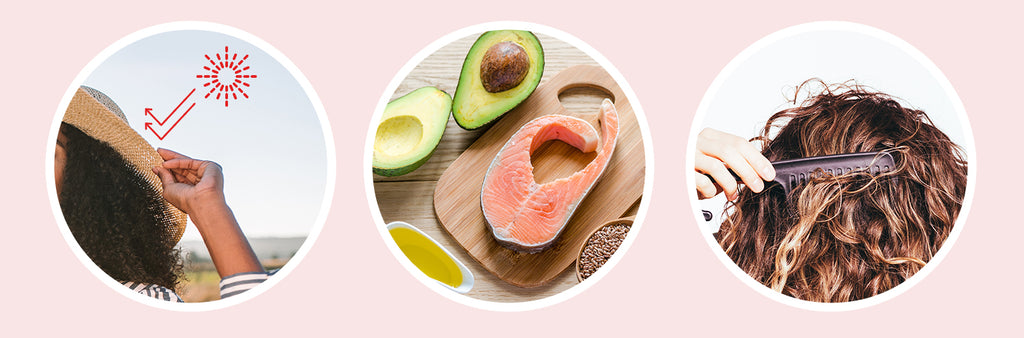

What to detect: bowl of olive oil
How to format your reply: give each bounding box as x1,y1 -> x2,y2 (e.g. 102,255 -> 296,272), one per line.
386,221 -> 474,294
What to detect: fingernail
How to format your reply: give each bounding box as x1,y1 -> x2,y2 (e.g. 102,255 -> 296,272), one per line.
763,164 -> 776,180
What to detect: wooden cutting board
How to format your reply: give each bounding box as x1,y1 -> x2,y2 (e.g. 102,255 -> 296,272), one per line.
433,65 -> 645,288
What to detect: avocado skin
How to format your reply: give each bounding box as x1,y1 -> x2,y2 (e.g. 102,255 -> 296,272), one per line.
372,147 -> 436,177
453,30 -> 544,130
372,87 -> 451,177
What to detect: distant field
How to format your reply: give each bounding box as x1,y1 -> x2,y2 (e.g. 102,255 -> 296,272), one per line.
177,236 -> 307,262
176,237 -> 303,302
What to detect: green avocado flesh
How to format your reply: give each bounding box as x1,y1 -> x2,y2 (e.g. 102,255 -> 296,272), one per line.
373,87 -> 452,177
452,30 -> 544,130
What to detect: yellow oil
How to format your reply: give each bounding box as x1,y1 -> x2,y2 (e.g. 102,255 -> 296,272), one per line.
389,227 -> 463,288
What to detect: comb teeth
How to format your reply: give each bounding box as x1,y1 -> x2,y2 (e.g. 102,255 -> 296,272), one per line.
703,151 -> 896,223
772,152 -> 895,194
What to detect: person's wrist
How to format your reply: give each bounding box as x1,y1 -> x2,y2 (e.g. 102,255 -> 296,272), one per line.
193,188 -> 225,205
187,194 -> 231,227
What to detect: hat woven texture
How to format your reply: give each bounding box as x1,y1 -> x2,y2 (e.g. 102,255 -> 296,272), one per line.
63,86 -> 187,243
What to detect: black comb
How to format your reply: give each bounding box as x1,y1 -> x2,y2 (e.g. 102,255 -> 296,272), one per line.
732,151 -> 896,194
701,151 -> 896,223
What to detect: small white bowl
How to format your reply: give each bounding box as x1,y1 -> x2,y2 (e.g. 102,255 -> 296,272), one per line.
576,216 -> 635,282
386,221 -> 474,294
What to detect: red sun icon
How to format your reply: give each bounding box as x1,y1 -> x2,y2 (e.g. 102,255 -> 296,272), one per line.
195,46 -> 258,107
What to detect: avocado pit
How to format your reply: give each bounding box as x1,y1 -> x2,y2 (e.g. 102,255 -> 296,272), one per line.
480,41 -> 530,93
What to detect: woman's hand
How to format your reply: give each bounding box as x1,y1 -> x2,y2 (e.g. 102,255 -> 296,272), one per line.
152,148 -> 226,215
695,128 -> 776,200
152,148 -> 264,278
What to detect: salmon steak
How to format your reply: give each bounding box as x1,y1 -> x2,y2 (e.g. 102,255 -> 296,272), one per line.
481,99 -> 619,253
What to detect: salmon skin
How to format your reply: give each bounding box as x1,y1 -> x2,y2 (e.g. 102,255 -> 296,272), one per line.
481,99 -> 619,253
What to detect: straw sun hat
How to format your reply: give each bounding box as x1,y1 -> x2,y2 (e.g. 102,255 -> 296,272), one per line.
62,86 -> 187,243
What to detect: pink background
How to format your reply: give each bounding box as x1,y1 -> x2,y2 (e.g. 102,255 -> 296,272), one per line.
2,1 -> 1019,335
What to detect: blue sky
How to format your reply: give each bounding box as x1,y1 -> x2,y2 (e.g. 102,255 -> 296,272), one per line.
83,30 -> 328,240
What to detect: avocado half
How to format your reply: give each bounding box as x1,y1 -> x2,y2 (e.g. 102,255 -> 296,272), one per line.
373,87 -> 452,176
452,30 -> 544,130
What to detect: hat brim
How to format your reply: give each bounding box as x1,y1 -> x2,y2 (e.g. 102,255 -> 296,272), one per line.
63,87 -> 188,243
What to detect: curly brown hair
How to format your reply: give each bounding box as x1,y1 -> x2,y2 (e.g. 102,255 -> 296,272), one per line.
716,80 -> 968,302
58,123 -> 184,291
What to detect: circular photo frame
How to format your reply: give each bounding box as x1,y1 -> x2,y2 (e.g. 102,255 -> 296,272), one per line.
688,21 -> 976,311
48,22 -> 335,311
365,21 -> 654,311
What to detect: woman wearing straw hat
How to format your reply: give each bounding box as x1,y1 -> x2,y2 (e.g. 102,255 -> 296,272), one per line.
55,86 -> 270,302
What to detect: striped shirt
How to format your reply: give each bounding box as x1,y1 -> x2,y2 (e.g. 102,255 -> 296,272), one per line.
122,270 -> 276,302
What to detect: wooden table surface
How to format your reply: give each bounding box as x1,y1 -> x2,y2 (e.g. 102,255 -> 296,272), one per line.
373,33 -> 638,302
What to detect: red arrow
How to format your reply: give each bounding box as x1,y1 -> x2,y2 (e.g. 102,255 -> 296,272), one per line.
146,88 -> 196,126
146,102 -> 195,140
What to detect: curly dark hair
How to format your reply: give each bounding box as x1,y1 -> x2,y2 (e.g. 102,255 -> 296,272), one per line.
716,81 -> 968,302
58,123 -> 184,291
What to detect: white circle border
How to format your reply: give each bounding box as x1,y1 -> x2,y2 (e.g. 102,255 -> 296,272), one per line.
363,21 -> 655,312
46,21 -> 337,312
686,21 -> 977,312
